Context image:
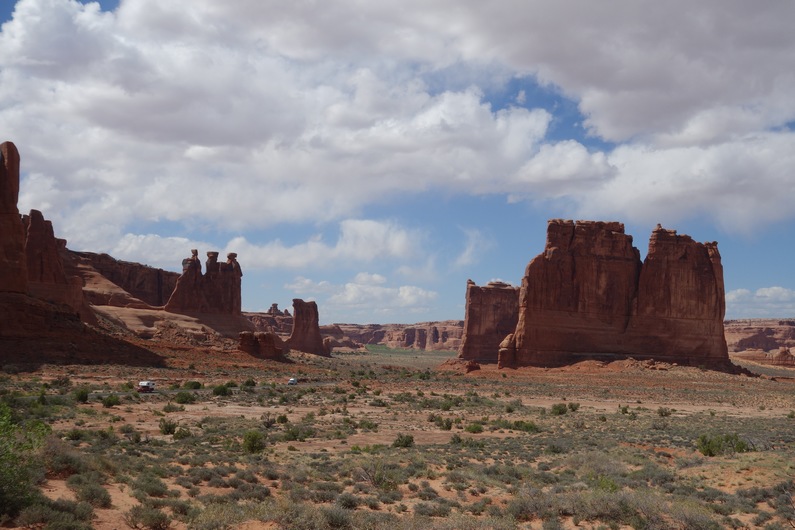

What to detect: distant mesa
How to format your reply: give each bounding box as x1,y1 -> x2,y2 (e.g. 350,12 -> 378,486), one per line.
459,219 -> 730,368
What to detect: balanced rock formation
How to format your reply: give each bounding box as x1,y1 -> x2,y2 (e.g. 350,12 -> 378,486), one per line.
459,280 -> 520,363
286,299 -> 330,356
502,220 -> 728,367
165,250 -> 243,315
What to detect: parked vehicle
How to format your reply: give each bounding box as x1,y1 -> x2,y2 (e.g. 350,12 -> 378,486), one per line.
287,378 -> 298,385
137,381 -> 156,393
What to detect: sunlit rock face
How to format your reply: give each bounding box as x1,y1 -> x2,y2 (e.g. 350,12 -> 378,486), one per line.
474,219 -> 728,367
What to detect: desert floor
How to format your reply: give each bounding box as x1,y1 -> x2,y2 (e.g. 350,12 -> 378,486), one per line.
2,347 -> 794,529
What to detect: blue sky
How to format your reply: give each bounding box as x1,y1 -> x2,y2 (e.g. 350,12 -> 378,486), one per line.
2,0 -> 794,324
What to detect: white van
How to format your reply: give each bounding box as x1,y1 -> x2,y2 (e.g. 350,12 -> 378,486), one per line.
137,381 -> 156,393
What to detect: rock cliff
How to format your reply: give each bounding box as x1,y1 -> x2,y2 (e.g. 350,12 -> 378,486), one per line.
0,141 -> 27,293
165,250 -> 243,315
459,281 -> 520,363
496,219 -> 728,367
286,299 -> 329,356
67,251 -> 178,307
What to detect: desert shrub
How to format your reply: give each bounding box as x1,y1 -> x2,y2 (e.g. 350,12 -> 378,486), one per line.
357,419 -> 379,431
162,402 -> 184,413
550,403 -> 568,416
174,392 -> 196,404
243,378 -> 256,387
16,499 -> 93,530
158,418 -> 177,435
134,474 -> 169,498
276,414 -> 288,424
124,504 -> 172,530
282,424 -> 316,442
567,402 -> 580,412
658,407 -> 673,417
696,433 -> 751,457
74,482 -> 112,508
173,427 -> 192,440
336,492 -> 360,509
73,387 -> 90,403
212,385 -> 231,397
101,394 -> 120,408
41,436 -> 89,476
414,501 -> 451,517
321,505 -> 352,527
242,430 -> 266,453
392,433 -> 414,448
465,423 -> 484,434
0,403 -> 48,517
183,381 -> 202,390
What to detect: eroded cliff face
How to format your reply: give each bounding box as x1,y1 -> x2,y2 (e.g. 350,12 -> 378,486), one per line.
505,219 -> 729,367
459,281 -> 520,363
0,141 -> 27,293
67,251 -> 179,307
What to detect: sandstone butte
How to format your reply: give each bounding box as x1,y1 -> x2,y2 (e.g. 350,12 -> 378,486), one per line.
460,219 -> 730,368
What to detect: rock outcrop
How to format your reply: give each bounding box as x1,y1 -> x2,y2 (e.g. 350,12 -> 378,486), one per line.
66,251 -> 178,307
0,141 -> 27,293
725,319 -> 795,352
22,210 -> 84,314
459,280 -> 520,363
239,331 -> 287,360
165,250 -> 243,315
504,220 -> 728,367
286,299 -> 329,356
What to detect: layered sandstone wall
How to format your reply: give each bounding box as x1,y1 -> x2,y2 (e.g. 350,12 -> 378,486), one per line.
68,251 -> 178,307
504,219 -> 728,367
459,281 -> 520,363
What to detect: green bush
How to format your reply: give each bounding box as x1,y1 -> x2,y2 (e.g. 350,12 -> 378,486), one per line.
183,381 -> 202,390
74,482 -> 112,508
658,407 -> 673,417
101,394 -> 121,408
465,423 -> 484,433
696,433 -> 751,457
123,504 -> 171,530
73,387 -> 90,403
174,391 -> 196,404
0,404 -> 48,517
392,433 -> 414,448
243,430 -> 266,453
158,418 -> 177,435
550,403 -> 568,416
212,385 -> 231,396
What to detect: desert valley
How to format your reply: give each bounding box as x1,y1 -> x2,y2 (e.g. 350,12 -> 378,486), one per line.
2,138 -> 795,530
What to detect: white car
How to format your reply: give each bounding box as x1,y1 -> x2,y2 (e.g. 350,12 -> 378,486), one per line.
287,378 -> 298,385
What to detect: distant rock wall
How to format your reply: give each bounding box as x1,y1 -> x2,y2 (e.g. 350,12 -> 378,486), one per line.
503,219 -> 728,367
459,281 -> 520,363
68,251 -> 178,307
725,319 -> 795,352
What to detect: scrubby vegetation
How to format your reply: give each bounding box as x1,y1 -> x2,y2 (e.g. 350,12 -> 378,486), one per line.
1,349 -> 794,529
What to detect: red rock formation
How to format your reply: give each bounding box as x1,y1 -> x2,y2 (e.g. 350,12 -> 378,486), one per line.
725,319 -> 795,352
239,331 -> 287,360
165,250 -> 243,315
508,219 -> 728,367
286,299 -> 329,356
0,141 -> 27,293
459,280 -> 520,363
66,251 -> 178,307
22,210 -> 84,314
